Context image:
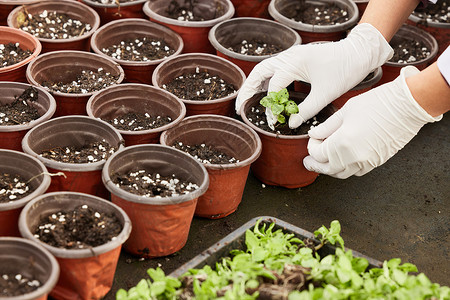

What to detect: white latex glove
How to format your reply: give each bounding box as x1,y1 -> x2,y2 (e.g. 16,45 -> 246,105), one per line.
235,23 -> 394,128
303,66 -> 442,179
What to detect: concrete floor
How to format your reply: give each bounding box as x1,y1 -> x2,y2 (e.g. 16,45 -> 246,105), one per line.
105,114 -> 449,299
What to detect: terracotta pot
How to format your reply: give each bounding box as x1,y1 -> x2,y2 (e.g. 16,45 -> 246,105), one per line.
81,0 -> 147,25
7,1 -> 100,53
160,114 -> 261,219
90,18 -> 183,84
240,92 -> 336,189
0,237 -> 59,300
352,0 -> 369,19
102,144 -> 209,257
143,0 -> 234,53
208,17 -> 301,76
268,0 -> 359,44
21,115 -> 124,199
18,191 -> 131,300
86,83 -> 186,146
0,26 -> 41,83
231,0 -> 271,18
26,50 -> 125,117
152,53 -> 246,117
0,149 -> 50,237
0,0 -> 40,26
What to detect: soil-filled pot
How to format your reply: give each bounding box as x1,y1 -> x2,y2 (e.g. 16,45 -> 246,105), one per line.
0,26 -> 41,83
0,237 -> 59,300
102,144 -> 209,257
90,18 -> 183,84
268,0 -> 359,44
21,116 -> 124,199
160,114 -> 261,219
18,191 -> 131,300
143,0 -> 234,53
231,0 -> 271,18
0,149 -> 50,237
81,0 -> 147,25
26,50 -> 125,117
86,83 -> 186,146
0,82 -> 56,152
152,53 -> 246,117
0,0 -> 39,26
7,1 -> 100,53
208,17 -> 301,76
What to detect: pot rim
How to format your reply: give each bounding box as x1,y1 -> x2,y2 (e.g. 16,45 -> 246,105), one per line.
408,12 -> 450,29
0,0 -> 39,4
81,0 -> 147,8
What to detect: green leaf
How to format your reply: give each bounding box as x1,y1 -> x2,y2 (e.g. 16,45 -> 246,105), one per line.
276,88 -> 289,101
277,114 -> 286,124
260,96 -> 272,108
147,267 -> 165,281
246,230 -> 259,252
116,289 -> 128,300
150,281 -> 167,297
271,103 -> 284,115
285,101 -> 299,115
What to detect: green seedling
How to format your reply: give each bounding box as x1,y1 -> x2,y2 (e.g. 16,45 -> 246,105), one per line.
260,88 -> 299,124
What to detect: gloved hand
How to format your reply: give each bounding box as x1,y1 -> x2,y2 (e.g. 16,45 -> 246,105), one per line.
303,66 -> 442,179
235,23 -> 394,128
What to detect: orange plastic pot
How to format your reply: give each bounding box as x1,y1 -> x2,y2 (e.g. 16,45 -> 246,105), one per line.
143,0 -> 234,53
90,18 -> 183,84
86,83 -> 186,146
0,149 -> 50,237
160,114 -> 261,219
231,0 -> 271,18
102,144 -> 209,257
208,17 -> 301,76
81,0 -> 147,25
0,237 -> 59,300
26,50 -> 125,117
0,26 -> 41,82
0,82 -> 56,152
7,1 -> 100,53
268,0 -> 359,44
152,53 -> 246,117
0,0 -> 40,26
19,191 -> 131,300
21,116 -> 124,199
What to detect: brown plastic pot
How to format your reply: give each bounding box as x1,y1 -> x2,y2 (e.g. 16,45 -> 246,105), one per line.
19,191 -> 131,300
208,17 -> 301,76
0,149 -> 50,237
231,0 -> 271,18
26,50 -> 125,117
86,83 -> 186,146
81,0 -> 147,25
0,26 -> 41,83
0,82 -> 56,152
90,18 -> 183,84
0,0 -> 39,26
152,53 -> 246,117
7,1 -> 100,53
102,144 -> 209,257
143,0 -> 234,54
21,116 -> 124,200
0,237 -> 59,300
160,114 -> 261,219
268,0 -> 359,44
352,0 -> 369,19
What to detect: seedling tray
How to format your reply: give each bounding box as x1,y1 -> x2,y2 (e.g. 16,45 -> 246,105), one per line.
170,216 -> 383,278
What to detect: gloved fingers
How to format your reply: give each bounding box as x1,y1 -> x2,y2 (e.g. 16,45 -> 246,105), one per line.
303,155 -> 331,174
267,71 -> 295,93
306,137 -> 329,163
265,108 -> 276,130
331,163 -> 366,179
288,112 -> 305,129
307,110 -> 343,140
295,91 -> 333,126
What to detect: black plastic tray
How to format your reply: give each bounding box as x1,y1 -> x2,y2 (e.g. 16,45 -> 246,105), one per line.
169,216 -> 383,278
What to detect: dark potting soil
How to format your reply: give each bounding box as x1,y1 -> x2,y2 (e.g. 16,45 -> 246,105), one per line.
413,0 -> 449,23
111,170 -> 200,198
228,39 -> 285,56
0,87 -> 40,125
102,37 -> 175,61
0,173 -> 33,203
172,141 -> 240,164
0,43 -> 32,68
166,0 -> 225,21
33,204 -> 123,249
282,1 -> 350,25
389,39 -> 431,63
39,140 -> 118,163
0,273 -> 41,297
41,68 -> 120,94
163,67 -> 236,101
17,10 -> 92,39
103,112 -> 173,131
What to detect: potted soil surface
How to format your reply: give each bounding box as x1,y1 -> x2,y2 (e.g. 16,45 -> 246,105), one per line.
160,114 -> 262,219
208,17 -> 301,76
143,0 -> 234,53
230,0 -> 271,18
102,144 -> 209,257
90,18 -> 183,84
240,91 -> 336,188
152,53 -> 246,117
0,237 -> 59,300
0,26 -> 41,83
18,191 -> 131,300
81,0 -> 147,25
0,82 -> 56,152
7,1 -> 100,53
26,50 -> 125,117
0,149 -> 50,237
21,115 -> 124,200
86,83 -> 186,146
268,0 -> 359,44
0,0 -> 39,26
